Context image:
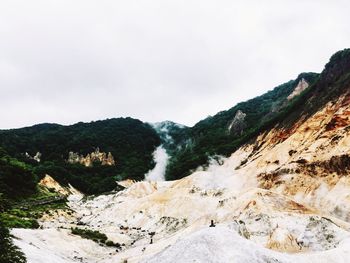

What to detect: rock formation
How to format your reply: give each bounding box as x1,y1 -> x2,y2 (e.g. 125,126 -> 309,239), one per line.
38,174 -> 81,196
228,110 -> 247,135
25,151 -> 42,162
68,148 -> 115,167
287,78 -> 309,100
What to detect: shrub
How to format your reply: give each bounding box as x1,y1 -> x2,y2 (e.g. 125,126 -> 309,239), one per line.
71,228 -> 108,244
0,213 -> 39,229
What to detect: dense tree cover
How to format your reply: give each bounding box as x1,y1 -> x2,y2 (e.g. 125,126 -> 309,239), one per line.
0,118 -> 160,194
0,222 -> 26,263
0,148 -> 37,200
165,73 -> 319,180
0,148 -> 36,263
33,161 -> 125,195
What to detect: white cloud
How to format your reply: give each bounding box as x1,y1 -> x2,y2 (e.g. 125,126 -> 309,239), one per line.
0,0 -> 349,128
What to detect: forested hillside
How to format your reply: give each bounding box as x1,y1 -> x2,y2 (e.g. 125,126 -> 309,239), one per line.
165,72 -> 319,180
0,148 -> 37,263
0,74 -> 323,185
0,118 -> 160,194
2,50 -> 348,187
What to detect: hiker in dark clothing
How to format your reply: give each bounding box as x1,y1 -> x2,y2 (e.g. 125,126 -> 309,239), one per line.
209,220 -> 216,227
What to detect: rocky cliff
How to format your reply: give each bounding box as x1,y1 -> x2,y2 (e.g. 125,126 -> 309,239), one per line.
68,148 -> 115,167
228,110 -> 247,135
287,78 -> 309,100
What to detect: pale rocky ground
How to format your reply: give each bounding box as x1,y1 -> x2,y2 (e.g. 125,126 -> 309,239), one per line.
12,92 -> 350,262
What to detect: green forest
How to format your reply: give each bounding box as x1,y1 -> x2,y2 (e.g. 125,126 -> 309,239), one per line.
0,117 -> 160,194
0,148 -> 36,262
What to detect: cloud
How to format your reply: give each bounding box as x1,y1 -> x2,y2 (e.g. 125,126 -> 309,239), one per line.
0,0 -> 349,128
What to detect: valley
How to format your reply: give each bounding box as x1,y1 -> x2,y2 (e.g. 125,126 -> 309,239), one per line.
2,48 -> 350,262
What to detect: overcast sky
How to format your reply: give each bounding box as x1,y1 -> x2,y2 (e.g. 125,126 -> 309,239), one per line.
1,0 -> 349,129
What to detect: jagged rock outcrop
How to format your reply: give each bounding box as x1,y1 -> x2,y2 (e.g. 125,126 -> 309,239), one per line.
287,78 -> 309,100
68,148 -> 115,167
228,110 -> 247,135
25,151 -> 41,162
38,174 -> 81,196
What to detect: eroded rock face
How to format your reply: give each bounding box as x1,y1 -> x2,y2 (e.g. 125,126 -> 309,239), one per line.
39,174 -> 70,196
68,148 -> 115,167
287,78 -> 309,100
38,174 -> 81,197
228,110 -> 247,135
232,91 -> 350,223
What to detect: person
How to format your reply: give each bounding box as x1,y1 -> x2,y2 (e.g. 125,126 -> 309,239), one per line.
149,231 -> 155,244
209,220 -> 215,227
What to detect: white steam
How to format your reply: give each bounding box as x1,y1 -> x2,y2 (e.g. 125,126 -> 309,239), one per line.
145,146 -> 169,181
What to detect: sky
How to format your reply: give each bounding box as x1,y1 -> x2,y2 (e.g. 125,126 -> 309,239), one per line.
1,0 -> 350,129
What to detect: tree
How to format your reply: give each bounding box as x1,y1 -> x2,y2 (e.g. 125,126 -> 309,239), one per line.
0,222 -> 26,263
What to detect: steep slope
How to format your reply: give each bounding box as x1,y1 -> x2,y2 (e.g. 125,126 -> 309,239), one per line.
166,72 -> 319,180
230,48 -> 350,221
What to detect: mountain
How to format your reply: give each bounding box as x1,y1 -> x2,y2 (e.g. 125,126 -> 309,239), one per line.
165,72 -> 319,180
0,73 -> 321,190
0,74 -> 321,191
0,117 -> 160,194
2,48 -> 350,263
230,48 -> 350,221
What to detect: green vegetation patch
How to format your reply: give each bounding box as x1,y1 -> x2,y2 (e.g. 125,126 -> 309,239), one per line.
0,213 -> 39,229
71,227 -> 122,248
1,196 -> 67,229
71,227 -> 108,244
